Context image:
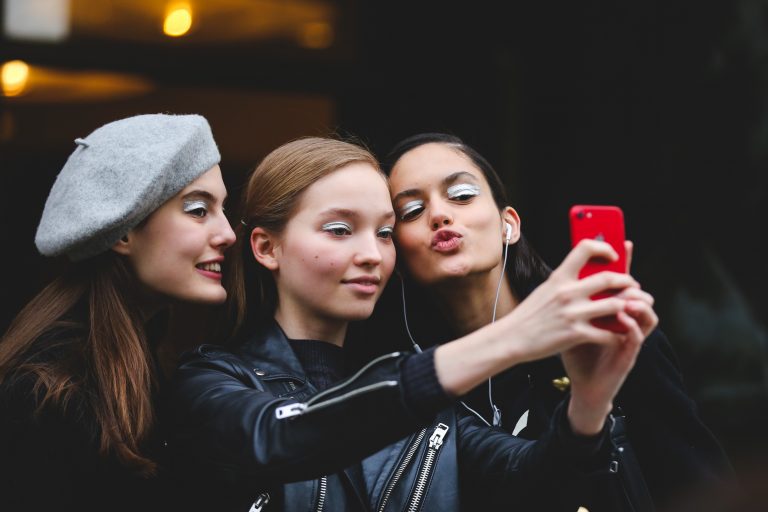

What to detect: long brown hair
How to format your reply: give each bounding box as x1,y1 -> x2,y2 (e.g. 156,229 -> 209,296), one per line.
225,137 -> 382,341
0,251 -> 158,475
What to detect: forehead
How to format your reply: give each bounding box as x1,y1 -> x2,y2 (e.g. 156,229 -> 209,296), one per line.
178,165 -> 225,196
389,143 -> 485,190
296,161 -> 392,213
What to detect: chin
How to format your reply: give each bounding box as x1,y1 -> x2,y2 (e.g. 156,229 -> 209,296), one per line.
341,306 -> 376,322
185,288 -> 228,305
416,269 -> 471,287
409,260 -> 472,284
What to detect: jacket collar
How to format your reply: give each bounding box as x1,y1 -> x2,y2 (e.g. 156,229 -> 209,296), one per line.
237,319 -> 310,384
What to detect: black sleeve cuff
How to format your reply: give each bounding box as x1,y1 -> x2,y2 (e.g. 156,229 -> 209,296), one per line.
400,347 -> 454,421
552,395 -> 612,460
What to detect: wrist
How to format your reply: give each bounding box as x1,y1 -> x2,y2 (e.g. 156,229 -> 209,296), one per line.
434,320 -> 524,397
567,395 -> 612,436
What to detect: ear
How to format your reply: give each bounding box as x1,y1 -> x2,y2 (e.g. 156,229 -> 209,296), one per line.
501,206 -> 522,245
111,233 -> 132,256
250,227 -> 280,270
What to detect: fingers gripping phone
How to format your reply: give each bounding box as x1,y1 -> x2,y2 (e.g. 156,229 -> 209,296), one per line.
569,205 -> 627,333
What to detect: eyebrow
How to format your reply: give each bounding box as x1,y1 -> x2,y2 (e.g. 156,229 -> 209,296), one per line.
181,190 -> 227,203
319,207 -> 395,221
444,171 -> 478,186
392,171 -> 479,204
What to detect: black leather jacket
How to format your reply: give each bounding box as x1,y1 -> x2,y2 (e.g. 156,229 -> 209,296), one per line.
167,322 -> 616,511
462,329 -> 735,511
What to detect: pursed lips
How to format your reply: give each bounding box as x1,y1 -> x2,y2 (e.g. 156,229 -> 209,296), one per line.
431,229 -> 463,251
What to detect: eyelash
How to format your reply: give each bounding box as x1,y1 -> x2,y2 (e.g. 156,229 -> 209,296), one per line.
377,226 -> 394,240
399,200 -> 424,221
322,222 -> 394,240
398,183 -> 480,221
183,200 -> 209,218
322,222 -> 352,236
447,183 -> 480,201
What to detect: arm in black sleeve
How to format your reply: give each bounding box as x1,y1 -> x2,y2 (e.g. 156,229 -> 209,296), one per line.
168,345 -> 452,485
457,397 -> 613,508
614,328 -> 735,504
401,346 -> 454,420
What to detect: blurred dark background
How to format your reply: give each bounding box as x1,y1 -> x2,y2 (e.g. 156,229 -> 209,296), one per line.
2,0 -> 766,499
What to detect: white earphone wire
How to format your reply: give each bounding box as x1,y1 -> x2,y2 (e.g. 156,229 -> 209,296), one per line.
399,274 -> 492,427
399,274 -> 422,354
486,234 -> 511,427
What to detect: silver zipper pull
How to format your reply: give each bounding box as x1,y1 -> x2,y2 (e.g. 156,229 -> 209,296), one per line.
248,492 -> 270,512
275,402 -> 307,419
429,423 -> 449,450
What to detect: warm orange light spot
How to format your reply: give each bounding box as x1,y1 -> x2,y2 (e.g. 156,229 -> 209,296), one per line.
164,3 -> 193,37
299,21 -> 333,49
2,60 -> 30,96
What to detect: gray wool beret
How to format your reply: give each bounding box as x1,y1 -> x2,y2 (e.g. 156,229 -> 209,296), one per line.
35,113 -> 221,261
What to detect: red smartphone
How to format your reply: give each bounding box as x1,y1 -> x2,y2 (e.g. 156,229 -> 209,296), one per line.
569,205 -> 627,333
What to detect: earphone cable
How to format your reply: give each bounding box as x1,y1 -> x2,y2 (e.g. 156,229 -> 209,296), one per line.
400,274 -> 492,427
488,238 -> 512,427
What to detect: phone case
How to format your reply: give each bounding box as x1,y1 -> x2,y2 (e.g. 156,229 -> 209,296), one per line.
569,205 -> 627,333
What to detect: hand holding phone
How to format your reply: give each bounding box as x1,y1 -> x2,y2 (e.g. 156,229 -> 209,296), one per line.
569,205 -> 628,333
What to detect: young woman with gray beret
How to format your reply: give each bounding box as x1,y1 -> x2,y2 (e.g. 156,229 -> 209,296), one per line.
0,113 -> 236,512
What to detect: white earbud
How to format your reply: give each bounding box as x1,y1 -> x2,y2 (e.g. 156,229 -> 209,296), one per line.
504,222 -> 513,243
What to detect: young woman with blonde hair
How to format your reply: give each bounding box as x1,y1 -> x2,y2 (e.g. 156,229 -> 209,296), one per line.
169,136 -> 657,511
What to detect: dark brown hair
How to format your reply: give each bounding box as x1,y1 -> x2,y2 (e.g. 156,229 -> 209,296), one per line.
0,252 -> 158,475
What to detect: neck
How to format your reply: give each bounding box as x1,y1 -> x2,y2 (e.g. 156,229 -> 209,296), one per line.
274,305 -> 348,347
432,264 -> 518,336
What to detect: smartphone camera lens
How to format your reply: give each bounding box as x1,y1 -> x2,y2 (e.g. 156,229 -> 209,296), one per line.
576,211 -> 584,219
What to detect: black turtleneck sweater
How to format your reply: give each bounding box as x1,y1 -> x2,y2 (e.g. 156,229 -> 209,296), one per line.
287,339 -> 347,392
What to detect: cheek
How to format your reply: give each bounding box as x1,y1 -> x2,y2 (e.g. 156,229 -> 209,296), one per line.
475,218 -> 503,247
288,240 -> 346,278
381,244 -> 397,279
464,205 -> 502,242
309,255 -> 344,275
394,224 -> 424,254
144,217 -> 200,256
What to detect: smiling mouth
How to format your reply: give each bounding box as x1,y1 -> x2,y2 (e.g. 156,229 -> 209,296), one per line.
196,262 -> 222,273
342,277 -> 380,295
342,277 -> 380,286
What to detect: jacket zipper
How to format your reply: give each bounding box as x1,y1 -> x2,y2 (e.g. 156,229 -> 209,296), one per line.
406,423 -> 449,512
248,492 -> 270,512
377,427 -> 428,512
315,475 -> 327,512
275,352 -> 402,419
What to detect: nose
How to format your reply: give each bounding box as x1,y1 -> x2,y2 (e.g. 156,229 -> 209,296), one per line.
353,232 -> 384,267
429,202 -> 453,230
212,214 -> 237,250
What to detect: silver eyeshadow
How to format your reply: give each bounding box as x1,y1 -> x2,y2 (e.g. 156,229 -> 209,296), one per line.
322,222 -> 394,238
447,183 -> 480,199
183,200 -> 208,213
399,200 -> 424,219
322,221 -> 352,234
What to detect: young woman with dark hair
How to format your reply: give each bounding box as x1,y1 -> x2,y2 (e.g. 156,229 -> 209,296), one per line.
378,132 -> 735,511
168,136 -> 658,511
0,114 -> 236,512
